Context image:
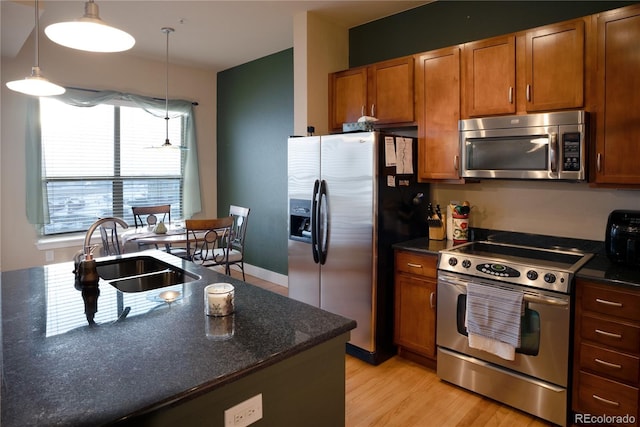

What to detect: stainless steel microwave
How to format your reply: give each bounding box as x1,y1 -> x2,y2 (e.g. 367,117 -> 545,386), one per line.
459,110 -> 588,181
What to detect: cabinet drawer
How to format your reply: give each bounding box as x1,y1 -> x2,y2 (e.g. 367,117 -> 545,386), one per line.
581,314 -> 640,354
581,282 -> 640,322
575,371 -> 638,419
580,342 -> 640,384
395,251 -> 437,278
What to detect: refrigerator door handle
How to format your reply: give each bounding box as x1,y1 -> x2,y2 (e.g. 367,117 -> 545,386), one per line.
311,179 -> 320,263
318,179 -> 329,265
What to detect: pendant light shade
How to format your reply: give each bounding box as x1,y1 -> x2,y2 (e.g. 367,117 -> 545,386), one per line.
45,0 -> 135,53
6,0 -> 65,97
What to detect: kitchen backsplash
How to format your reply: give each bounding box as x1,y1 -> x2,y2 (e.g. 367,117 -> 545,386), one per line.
432,180 -> 639,242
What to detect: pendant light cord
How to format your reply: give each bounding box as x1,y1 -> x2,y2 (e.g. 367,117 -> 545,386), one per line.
34,0 -> 40,69
162,27 -> 174,145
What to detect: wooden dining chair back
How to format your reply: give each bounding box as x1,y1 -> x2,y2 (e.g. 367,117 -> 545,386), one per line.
227,205 -> 251,279
132,205 -> 171,228
185,217 -> 234,269
99,220 -> 123,256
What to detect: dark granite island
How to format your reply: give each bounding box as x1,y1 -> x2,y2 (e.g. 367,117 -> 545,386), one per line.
1,250 -> 356,426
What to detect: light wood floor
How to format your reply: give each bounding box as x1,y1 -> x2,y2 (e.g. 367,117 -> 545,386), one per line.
226,268 -> 552,427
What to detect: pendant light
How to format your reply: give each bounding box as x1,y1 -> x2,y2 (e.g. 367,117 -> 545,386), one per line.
44,0 -> 135,53
149,27 -> 187,150
6,0 -> 65,97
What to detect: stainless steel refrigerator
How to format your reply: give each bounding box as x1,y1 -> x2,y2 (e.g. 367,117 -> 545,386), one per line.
288,131 -> 429,364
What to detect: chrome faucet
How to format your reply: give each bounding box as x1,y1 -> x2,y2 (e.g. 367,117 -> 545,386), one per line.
82,217 -> 129,257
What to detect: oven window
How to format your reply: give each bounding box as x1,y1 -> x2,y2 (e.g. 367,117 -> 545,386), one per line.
456,295 -> 540,356
465,135 -> 549,171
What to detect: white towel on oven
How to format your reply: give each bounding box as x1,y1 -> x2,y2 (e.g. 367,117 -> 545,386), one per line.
466,282 -> 523,361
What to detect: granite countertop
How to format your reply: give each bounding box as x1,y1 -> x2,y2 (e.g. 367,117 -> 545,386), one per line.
1,250 -> 356,427
393,228 -> 640,289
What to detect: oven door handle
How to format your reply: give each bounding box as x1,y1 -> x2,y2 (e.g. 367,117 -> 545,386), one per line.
443,280 -> 568,307
523,294 -> 568,307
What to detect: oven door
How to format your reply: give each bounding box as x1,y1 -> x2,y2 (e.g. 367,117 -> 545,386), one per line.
436,271 -> 570,387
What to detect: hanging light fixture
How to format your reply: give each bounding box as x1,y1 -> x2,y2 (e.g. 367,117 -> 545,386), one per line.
44,0 -> 135,53
148,27 -> 187,150
6,0 -> 65,96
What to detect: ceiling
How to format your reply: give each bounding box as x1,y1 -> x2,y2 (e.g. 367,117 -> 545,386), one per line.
2,0 -> 432,72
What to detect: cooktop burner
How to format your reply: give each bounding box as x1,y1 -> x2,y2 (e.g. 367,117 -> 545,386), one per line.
438,241 -> 593,293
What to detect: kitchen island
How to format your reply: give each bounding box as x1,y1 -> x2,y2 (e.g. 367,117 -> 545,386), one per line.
1,250 -> 356,426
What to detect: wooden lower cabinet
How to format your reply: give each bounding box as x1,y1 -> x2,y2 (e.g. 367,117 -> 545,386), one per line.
394,250 -> 437,367
573,279 -> 640,425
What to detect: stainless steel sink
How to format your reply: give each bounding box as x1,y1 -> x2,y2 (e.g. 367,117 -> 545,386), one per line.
96,256 -> 199,293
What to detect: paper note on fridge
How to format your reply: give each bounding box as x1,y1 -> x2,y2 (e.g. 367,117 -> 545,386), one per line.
396,137 -> 414,174
384,136 -> 396,167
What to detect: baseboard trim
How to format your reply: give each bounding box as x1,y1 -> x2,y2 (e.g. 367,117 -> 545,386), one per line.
239,263 -> 289,288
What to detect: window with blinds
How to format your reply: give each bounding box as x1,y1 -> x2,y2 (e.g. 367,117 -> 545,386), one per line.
40,98 -> 184,235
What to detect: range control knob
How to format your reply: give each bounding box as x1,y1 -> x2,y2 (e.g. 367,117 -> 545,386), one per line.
526,270 -> 538,281
448,257 -> 458,267
544,273 -> 557,284
462,260 -> 472,269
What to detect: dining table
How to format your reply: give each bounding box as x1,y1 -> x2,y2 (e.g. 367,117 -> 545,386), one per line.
121,222 -> 189,255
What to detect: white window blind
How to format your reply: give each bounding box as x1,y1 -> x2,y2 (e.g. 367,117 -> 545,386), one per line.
40,98 -> 184,235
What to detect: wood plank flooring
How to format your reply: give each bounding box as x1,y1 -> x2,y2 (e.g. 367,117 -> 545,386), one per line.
224,268 -> 553,427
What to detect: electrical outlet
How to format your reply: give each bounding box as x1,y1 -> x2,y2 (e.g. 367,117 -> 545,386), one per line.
45,251 -> 54,262
224,394 -> 263,427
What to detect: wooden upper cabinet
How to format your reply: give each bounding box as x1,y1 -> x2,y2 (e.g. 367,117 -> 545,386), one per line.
368,56 -> 415,124
593,5 -> 640,185
328,56 -> 414,131
462,18 -> 586,117
464,35 -> 516,117
328,67 -> 367,131
416,47 -> 461,181
525,19 -> 585,112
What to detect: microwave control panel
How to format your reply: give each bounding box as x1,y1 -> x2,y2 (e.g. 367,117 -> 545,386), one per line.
562,132 -> 581,172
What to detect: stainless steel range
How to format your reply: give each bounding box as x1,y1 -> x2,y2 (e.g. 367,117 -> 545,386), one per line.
436,241 -> 593,426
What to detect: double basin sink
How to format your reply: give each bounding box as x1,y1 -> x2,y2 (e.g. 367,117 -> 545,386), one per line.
95,255 -> 199,293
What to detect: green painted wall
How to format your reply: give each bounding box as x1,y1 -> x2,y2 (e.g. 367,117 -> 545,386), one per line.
349,1 -> 637,67
217,49 -> 293,275
217,1 -> 636,276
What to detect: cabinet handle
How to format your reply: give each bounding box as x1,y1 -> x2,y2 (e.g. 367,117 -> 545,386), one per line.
361,105 -> 365,117
526,84 -> 531,102
370,104 -> 375,117
592,394 -> 620,407
454,155 -> 459,171
430,292 -> 435,309
407,262 -> 423,269
508,86 -> 513,104
595,329 -> 622,339
595,298 -> 623,308
596,153 -> 602,172
595,358 -> 622,369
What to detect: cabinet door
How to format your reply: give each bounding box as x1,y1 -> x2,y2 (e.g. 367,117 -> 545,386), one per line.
416,47 -> 461,181
525,20 -> 585,111
368,56 -> 415,124
464,35 -> 516,117
594,6 -> 640,185
328,67 -> 367,131
394,273 -> 437,358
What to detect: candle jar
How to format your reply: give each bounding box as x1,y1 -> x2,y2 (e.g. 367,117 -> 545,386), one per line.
204,283 -> 235,316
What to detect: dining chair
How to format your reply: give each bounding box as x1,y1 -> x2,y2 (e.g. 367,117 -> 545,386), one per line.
131,204 -> 172,251
185,217 -> 234,269
131,204 -> 171,228
99,220 -> 123,256
227,205 -> 251,280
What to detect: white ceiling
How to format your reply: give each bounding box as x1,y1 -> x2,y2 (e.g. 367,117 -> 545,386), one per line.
2,0 -> 431,71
